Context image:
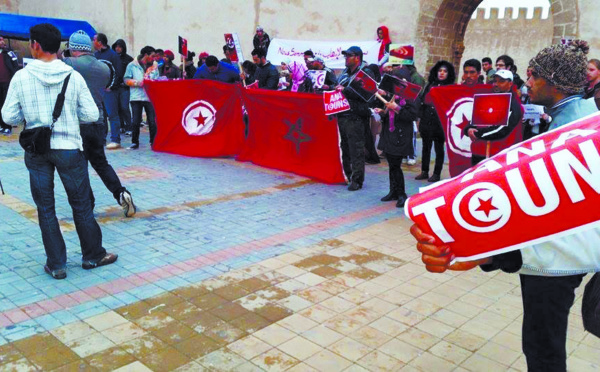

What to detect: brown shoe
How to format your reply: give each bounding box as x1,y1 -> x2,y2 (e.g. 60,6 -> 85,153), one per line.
415,172 -> 428,180
82,252 -> 118,270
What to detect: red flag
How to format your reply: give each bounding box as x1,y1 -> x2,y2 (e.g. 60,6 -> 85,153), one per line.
246,81 -> 258,89
426,84 -> 494,176
406,111 -> 600,261
144,79 -> 245,157
239,89 -> 346,184
224,33 -> 239,63
472,93 -> 511,127
178,36 -> 187,57
393,81 -> 422,101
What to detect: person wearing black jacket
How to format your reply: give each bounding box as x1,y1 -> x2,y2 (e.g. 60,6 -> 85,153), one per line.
415,60 -> 456,182
112,38 -> 134,134
94,33 -> 123,149
249,48 -> 278,90
253,26 -> 271,54
336,46 -> 376,191
375,95 -> 418,207
0,37 -> 19,134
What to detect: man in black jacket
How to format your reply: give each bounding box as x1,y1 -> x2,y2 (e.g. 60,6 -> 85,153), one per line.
112,38 -> 134,135
250,48 -> 278,90
336,46 -> 376,191
94,33 -> 123,149
0,36 -> 19,134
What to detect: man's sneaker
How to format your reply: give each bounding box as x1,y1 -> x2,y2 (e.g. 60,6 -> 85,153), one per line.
44,265 -> 67,279
119,190 -> 136,217
125,131 -> 132,136
407,158 -> 417,166
106,142 -> 121,150
1,128 -> 11,135
128,143 -> 139,150
82,252 -> 118,270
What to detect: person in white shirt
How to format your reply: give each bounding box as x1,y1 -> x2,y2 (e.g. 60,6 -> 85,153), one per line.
2,23 -> 118,279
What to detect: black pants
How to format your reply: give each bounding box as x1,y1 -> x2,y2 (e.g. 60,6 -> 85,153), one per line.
520,274 -> 585,372
471,154 -> 485,166
421,135 -> 445,176
80,124 -> 125,204
363,119 -> 380,163
385,153 -> 405,196
338,115 -> 366,184
131,101 -> 157,146
0,82 -> 11,130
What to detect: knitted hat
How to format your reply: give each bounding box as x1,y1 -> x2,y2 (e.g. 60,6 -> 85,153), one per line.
529,39 -> 589,94
164,50 -> 174,60
69,30 -> 93,52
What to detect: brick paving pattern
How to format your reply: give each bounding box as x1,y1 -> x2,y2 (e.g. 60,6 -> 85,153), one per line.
0,128 -> 598,371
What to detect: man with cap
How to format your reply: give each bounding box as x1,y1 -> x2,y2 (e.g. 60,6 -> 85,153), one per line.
162,50 -> 181,79
336,46 -> 377,191
253,26 -> 271,54
63,30 -> 137,218
302,56 -> 337,93
412,40 -> 599,372
464,69 -> 523,166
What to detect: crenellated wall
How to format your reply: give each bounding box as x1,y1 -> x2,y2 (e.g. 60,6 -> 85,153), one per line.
460,7 -> 554,78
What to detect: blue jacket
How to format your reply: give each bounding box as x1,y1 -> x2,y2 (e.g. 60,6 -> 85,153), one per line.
193,62 -> 240,84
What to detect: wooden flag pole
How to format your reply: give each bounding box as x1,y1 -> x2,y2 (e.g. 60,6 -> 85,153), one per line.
181,54 -> 185,80
239,62 -> 246,87
486,141 -> 491,158
375,92 -> 389,104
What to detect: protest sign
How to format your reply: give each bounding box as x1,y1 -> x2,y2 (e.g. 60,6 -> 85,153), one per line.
471,93 -> 512,127
323,90 -> 351,115
388,44 -> 414,65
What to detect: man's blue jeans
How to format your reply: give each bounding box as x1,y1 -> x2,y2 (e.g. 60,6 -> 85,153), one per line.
25,150 -> 106,270
102,90 -> 121,143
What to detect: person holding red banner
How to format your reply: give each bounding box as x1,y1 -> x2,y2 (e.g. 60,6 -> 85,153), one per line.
374,93 -> 418,207
336,46 -> 377,191
464,69 -> 524,166
411,40 -> 599,372
415,60 -> 456,182
248,48 -> 278,90
193,55 -> 240,83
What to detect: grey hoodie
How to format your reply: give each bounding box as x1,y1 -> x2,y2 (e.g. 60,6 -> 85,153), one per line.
63,54 -> 111,125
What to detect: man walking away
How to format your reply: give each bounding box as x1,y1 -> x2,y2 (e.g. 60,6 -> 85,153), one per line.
2,23 -> 118,279
63,30 -> 136,217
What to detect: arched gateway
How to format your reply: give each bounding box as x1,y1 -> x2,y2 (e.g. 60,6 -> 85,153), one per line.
415,0 -> 580,73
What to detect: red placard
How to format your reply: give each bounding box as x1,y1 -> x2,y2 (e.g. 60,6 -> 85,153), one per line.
405,112 -> 600,261
323,90 -> 351,115
472,93 -> 511,127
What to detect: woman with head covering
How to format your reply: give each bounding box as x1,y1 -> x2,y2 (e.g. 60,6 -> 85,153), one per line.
415,60 -> 456,182
280,58 -> 307,92
377,26 -> 392,64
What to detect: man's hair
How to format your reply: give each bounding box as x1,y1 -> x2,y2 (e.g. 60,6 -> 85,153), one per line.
223,44 -> 233,53
205,55 -> 219,67
496,54 -> 514,69
95,33 -> 108,46
251,48 -> 266,59
140,46 -> 156,56
30,23 -> 62,54
463,58 -> 481,73
155,49 -> 164,55
304,50 -> 315,57
482,57 -> 492,64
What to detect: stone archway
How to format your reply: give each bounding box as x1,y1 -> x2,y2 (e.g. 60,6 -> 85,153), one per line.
415,0 -> 579,74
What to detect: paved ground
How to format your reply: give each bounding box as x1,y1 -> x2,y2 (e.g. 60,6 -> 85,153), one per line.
0,127 -> 598,371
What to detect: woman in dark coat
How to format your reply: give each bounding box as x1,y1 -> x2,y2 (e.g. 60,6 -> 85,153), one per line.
375,95 -> 419,207
415,60 -> 456,182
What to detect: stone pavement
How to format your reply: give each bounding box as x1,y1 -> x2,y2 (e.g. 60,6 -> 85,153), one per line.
0,128 -> 598,371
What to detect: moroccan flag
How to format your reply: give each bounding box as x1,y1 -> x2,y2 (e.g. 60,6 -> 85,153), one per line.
406,111 -> 600,261
426,84 -> 494,176
239,89 -> 346,184
178,36 -> 187,57
144,79 -> 245,157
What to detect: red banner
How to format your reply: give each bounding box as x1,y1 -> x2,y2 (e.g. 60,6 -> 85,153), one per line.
323,90 -> 351,115
405,112 -> 600,261
239,89 -> 346,184
426,84 -> 494,176
144,79 -> 246,157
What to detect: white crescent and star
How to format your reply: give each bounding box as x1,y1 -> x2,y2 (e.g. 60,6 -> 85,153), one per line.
181,100 -> 217,136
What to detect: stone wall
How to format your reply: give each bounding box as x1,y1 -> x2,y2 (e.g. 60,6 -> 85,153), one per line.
460,7 -> 554,79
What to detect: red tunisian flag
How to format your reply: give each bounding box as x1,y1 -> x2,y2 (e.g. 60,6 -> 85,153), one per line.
426,84 -> 494,177
238,89 -> 346,184
405,111 -> 600,261
144,79 -> 245,157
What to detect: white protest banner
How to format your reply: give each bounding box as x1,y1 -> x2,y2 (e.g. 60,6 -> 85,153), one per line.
267,39 -> 380,69
323,90 -> 351,115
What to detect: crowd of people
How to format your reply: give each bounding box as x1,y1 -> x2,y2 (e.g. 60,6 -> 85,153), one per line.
1,21 -> 599,371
